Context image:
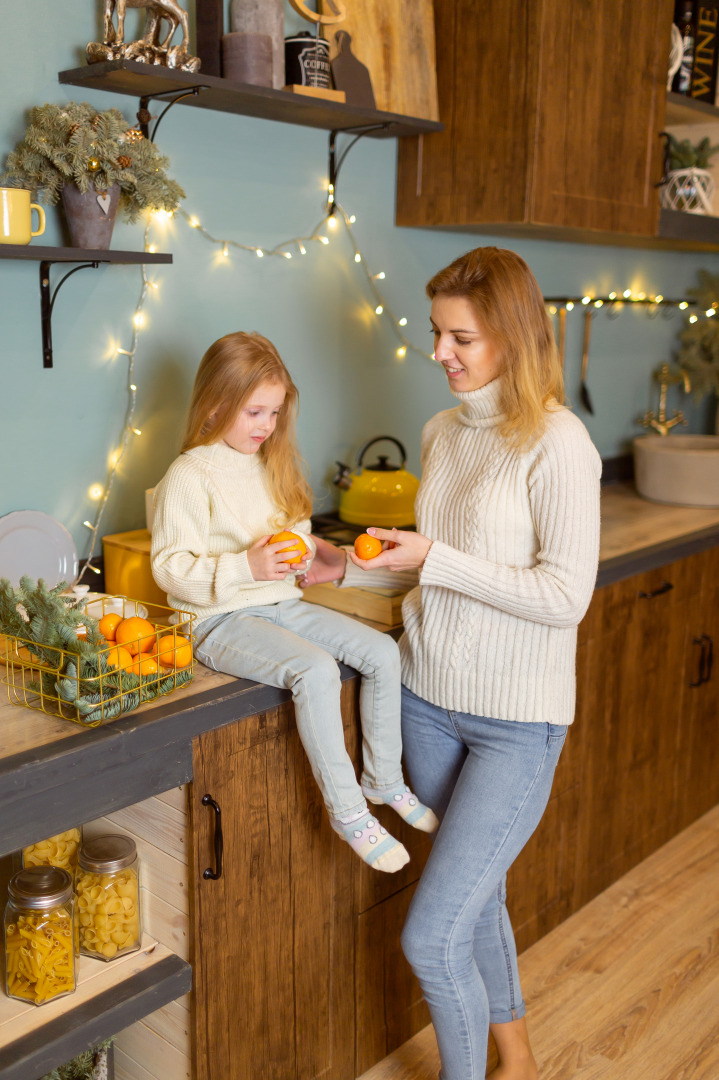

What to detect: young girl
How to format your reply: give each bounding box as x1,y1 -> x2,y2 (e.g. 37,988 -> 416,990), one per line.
151,331 -> 437,872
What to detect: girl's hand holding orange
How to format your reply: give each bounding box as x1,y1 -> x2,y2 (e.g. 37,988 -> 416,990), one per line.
247,534 -> 310,581
348,528 -> 433,572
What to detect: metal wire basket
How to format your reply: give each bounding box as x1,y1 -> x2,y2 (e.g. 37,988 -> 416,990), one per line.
1,596 -> 195,727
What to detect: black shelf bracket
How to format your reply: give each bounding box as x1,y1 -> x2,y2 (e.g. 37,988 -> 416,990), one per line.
138,84 -> 209,140
328,123 -> 390,211
40,259 -> 100,368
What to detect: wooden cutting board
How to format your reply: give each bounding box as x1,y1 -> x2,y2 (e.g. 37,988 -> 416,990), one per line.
320,0 -> 439,121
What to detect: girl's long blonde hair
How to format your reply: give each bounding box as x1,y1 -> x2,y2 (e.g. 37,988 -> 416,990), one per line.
182,331 -> 313,528
426,247 -> 564,448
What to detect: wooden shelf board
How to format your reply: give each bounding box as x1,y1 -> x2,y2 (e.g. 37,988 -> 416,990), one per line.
0,245 -> 171,263
58,60 -> 443,138
665,90 -> 719,126
0,936 -> 191,1080
657,207 -> 719,247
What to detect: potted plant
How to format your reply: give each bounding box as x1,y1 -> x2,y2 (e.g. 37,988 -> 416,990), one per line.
659,132 -> 719,214
674,268 -> 719,432
1,102 -> 184,248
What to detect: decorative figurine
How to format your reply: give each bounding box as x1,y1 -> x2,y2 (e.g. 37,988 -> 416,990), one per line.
87,0 -> 201,73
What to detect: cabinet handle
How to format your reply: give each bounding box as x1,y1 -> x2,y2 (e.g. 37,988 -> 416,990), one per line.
690,636 -> 708,687
201,794 -> 223,880
638,581 -> 674,600
702,634 -> 713,684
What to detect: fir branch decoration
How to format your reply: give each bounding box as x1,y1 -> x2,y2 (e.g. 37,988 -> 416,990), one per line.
665,133 -> 719,171
40,1038 -> 113,1080
1,102 -> 184,223
0,577 -> 193,725
675,269 -> 719,400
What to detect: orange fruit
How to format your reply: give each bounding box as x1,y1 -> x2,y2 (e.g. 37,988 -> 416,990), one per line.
269,530 -> 309,565
157,634 -> 193,669
131,655 -> 159,677
115,616 -> 156,656
98,612 -> 123,642
104,645 -> 134,673
354,533 -> 383,560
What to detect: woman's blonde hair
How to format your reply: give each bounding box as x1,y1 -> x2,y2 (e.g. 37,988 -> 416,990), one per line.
426,247 -> 564,448
182,331 -> 313,527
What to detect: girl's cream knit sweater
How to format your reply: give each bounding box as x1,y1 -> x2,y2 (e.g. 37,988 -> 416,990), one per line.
343,378 -> 602,726
151,442 -> 314,619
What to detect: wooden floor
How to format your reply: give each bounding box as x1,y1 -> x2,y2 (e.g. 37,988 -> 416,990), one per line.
358,804 -> 719,1080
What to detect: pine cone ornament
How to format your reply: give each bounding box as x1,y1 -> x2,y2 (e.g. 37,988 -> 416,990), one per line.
117,155 -> 132,169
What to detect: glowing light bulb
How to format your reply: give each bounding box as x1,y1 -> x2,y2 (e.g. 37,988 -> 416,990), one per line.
689,314 -> 698,323
679,301 -> 689,310
623,289 -> 632,299
566,301 -> 574,311
89,564 -> 102,575
299,243 -> 306,255
256,248 -> 264,257
581,296 -> 591,305
133,428 -> 142,435
655,294 -> 663,303
189,217 -> 199,228
327,215 -> 337,228
283,251 -> 292,259
549,305 -> 557,315
399,317 -> 408,326
594,300 -> 603,308
129,383 -> 137,391
222,243 -> 229,257
133,312 -> 144,328
354,253 -> 362,263
397,346 -> 407,358
375,271 -> 386,280
319,236 -> 329,245
707,308 -> 716,317
375,305 -> 384,315
349,215 -> 356,223
147,244 -> 157,254
638,292 -> 646,301
88,485 -> 103,501
608,292 -> 617,300
83,520 -> 94,529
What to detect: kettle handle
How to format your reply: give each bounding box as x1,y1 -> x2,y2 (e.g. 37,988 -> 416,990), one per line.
357,435 -> 407,469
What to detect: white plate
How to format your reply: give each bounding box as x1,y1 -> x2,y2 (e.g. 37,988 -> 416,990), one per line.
0,510 -> 79,589
83,595 -> 148,620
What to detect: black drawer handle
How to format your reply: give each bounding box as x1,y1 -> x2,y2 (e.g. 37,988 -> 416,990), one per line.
690,637 -> 706,687
202,794 -> 223,880
638,581 -> 674,600
705,635 -> 714,683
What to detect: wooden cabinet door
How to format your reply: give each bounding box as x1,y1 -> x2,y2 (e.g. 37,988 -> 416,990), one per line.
397,0 -> 673,236
190,684 -> 358,1080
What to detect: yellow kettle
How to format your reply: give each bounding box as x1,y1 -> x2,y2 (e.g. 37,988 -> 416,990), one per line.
333,436 -> 419,527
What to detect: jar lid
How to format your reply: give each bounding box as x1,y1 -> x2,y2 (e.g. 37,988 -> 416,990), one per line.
8,866 -> 73,909
79,834 -> 137,873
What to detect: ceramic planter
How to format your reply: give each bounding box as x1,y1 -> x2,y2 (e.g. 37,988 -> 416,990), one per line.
61,183 -> 121,249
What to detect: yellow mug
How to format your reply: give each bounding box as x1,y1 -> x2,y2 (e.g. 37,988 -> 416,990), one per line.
0,187 -> 46,245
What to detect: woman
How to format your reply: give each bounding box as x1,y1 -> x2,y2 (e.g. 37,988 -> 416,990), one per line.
303,247 -> 601,1079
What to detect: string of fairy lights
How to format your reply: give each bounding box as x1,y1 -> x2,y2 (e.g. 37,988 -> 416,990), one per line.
75,191 -> 713,581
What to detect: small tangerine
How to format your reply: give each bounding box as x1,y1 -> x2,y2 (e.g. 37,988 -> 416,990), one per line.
269,530 -> 309,565
98,612 -> 123,641
115,616 -> 156,656
354,533 -> 383,560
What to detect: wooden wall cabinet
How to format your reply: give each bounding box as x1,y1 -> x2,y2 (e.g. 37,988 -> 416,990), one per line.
396,0 -> 675,240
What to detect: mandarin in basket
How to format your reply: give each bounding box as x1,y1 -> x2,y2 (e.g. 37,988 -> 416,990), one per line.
131,655 -> 159,677
269,530 -> 308,565
98,612 -> 123,641
354,533 -> 383,560
115,616 -> 156,656
157,634 -> 192,669
105,645 -> 134,673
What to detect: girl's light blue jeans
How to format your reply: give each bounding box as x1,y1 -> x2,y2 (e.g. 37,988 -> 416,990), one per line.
399,685 -> 566,1080
193,598 -> 404,819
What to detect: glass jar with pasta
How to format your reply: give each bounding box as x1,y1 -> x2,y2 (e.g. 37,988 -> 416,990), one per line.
5,866 -> 76,1006
76,835 -> 141,961
21,827 -> 83,872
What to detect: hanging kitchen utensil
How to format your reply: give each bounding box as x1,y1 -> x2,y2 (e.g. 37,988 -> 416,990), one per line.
579,310 -> 595,414
557,306 -> 566,369
333,436 -> 419,527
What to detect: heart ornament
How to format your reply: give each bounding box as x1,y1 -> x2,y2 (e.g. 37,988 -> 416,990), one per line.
96,192 -> 111,215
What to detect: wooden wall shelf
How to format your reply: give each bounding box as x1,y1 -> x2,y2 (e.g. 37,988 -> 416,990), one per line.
58,60 -> 444,138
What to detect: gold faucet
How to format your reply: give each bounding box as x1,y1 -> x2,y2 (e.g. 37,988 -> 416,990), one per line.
637,363 -> 691,436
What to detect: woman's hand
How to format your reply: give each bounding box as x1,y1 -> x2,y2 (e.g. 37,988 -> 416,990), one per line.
348,528 -> 432,572
247,536 -> 309,580
298,535 -> 347,587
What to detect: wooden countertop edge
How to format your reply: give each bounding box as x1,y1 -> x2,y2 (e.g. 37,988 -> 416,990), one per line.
596,520 -> 719,588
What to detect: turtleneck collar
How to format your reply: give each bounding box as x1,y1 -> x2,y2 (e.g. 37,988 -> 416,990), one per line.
185,441 -> 261,471
452,376 -> 505,427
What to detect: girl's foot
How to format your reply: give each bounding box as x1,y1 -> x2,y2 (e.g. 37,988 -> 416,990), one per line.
331,810 -> 410,872
362,783 -> 439,833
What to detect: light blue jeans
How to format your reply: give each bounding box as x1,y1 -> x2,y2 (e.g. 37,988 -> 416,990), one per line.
399,686 -> 566,1080
193,598 -> 404,819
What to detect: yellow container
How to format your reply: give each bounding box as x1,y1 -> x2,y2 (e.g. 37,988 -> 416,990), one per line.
102,529 -> 167,607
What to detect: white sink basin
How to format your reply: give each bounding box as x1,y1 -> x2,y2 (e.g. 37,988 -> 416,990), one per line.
633,434 -> 719,507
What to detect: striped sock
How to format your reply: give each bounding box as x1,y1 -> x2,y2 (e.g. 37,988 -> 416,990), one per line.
362,784 -> 439,833
331,810 -> 409,873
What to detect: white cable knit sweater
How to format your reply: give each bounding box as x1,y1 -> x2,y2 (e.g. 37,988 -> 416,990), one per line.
343,378 -> 602,725
151,442 -> 314,620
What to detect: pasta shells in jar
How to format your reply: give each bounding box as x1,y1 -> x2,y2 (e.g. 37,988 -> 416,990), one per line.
22,827 -> 83,872
77,835 -> 141,961
5,866 -> 76,1006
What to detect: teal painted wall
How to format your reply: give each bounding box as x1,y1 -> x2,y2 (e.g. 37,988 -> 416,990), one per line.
1,1 -> 718,568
